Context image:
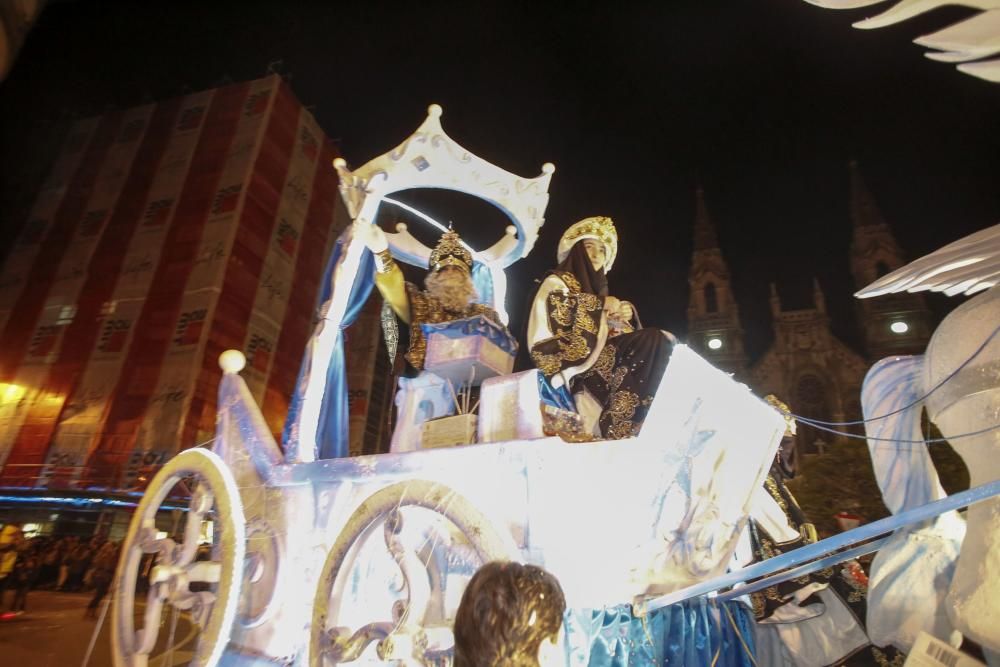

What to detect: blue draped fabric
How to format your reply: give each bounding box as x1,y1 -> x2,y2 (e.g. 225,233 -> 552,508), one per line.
564,599 -> 757,666
282,229 -> 374,460
538,372 -> 576,412
471,261 -> 494,306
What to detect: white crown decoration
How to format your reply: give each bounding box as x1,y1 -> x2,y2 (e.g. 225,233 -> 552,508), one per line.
333,104 -> 555,268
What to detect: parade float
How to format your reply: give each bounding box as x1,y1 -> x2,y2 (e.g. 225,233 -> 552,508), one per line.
108,105 -> 788,667
106,103 -> 1000,667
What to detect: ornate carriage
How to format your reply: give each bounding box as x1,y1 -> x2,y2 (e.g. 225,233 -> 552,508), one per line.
110,105 -> 788,667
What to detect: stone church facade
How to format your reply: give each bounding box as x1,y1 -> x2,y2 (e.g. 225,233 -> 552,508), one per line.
687,162 -> 933,455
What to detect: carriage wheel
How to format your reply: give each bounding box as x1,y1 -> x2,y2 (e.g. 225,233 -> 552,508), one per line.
238,517 -> 282,629
111,448 -> 246,667
309,480 -> 515,666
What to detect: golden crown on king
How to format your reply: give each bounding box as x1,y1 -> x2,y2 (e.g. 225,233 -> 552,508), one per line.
557,215 -> 619,271
429,229 -> 473,274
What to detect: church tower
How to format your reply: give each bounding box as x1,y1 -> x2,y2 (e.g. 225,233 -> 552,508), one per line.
847,161 -> 932,360
687,187 -> 747,375
751,280 -> 869,454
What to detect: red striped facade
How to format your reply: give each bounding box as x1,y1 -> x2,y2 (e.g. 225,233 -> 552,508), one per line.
0,75 -> 346,489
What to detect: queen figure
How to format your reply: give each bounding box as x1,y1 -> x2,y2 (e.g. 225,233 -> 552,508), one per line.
526,216 -> 674,440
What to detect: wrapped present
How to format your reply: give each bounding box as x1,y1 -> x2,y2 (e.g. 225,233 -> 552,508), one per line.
478,369 -> 584,443
422,413 -> 478,449
422,315 -> 517,386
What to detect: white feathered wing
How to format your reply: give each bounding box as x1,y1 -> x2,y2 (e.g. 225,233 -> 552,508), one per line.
856,224 -> 1000,298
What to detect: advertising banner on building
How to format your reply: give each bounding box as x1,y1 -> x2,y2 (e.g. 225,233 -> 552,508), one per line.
36,93 -> 216,485
0,118 -> 99,332
44,298 -> 146,483
133,77 -> 275,458
42,106 -> 152,313
240,98 -> 317,402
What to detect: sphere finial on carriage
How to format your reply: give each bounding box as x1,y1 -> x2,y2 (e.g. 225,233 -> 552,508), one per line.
219,349 -> 246,374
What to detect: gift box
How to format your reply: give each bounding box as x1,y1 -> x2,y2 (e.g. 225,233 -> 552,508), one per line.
478,369 -> 584,443
422,413 -> 478,449
422,315 -> 517,387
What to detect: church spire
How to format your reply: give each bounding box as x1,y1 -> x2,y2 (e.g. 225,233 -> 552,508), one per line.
694,186 -> 719,250
847,161 -> 932,361
686,187 -> 747,376
849,159 -> 887,229
849,160 -> 905,289
813,277 -> 826,314
769,282 -> 781,317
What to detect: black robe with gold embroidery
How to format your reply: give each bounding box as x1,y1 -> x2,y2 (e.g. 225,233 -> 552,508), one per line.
749,443 -> 906,666
529,269 -> 672,439
575,328 -> 672,439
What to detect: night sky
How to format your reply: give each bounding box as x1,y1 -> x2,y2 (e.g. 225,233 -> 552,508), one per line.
1,1 -> 998,360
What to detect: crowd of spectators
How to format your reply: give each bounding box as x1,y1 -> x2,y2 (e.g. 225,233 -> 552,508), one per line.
0,523 -> 121,616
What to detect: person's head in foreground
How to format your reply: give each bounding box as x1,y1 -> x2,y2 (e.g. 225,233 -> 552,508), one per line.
453,561 -> 566,667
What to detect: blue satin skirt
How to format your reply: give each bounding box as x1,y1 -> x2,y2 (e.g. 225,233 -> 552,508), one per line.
563,597 -> 757,666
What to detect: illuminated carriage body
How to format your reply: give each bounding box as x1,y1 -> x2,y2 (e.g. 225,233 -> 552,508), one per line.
111,106 -> 787,667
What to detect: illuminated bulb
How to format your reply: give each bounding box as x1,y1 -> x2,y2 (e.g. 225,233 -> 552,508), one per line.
0,383 -> 26,403
219,350 -> 247,374
707,337 -> 723,350
890,321 -> 909,334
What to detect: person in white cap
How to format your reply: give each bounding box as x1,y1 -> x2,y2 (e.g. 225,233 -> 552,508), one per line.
526,216 -> 674,440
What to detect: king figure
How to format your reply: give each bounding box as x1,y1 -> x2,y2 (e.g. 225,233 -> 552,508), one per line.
354,222 -> 509,452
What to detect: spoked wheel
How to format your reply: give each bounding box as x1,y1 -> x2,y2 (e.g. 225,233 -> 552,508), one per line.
112,448 -> 246,667
309,480 -> 515,666
238,517 -> 281,629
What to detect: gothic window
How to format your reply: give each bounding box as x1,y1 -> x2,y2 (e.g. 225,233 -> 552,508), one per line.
797,375 -> 824,404
704,283 -> 718,313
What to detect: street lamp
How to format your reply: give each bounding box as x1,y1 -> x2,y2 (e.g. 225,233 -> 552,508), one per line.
0,383 -> 25,403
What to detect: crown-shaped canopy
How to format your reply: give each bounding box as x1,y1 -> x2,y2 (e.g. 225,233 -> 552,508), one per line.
334,104 -> 554,268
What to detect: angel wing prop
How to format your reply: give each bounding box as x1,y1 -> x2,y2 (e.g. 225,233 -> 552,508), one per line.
804,0 -> 1000,82
856,224 -> 1000,297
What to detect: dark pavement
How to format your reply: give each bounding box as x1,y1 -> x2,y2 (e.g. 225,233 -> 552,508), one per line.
0,590 -> 197,666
